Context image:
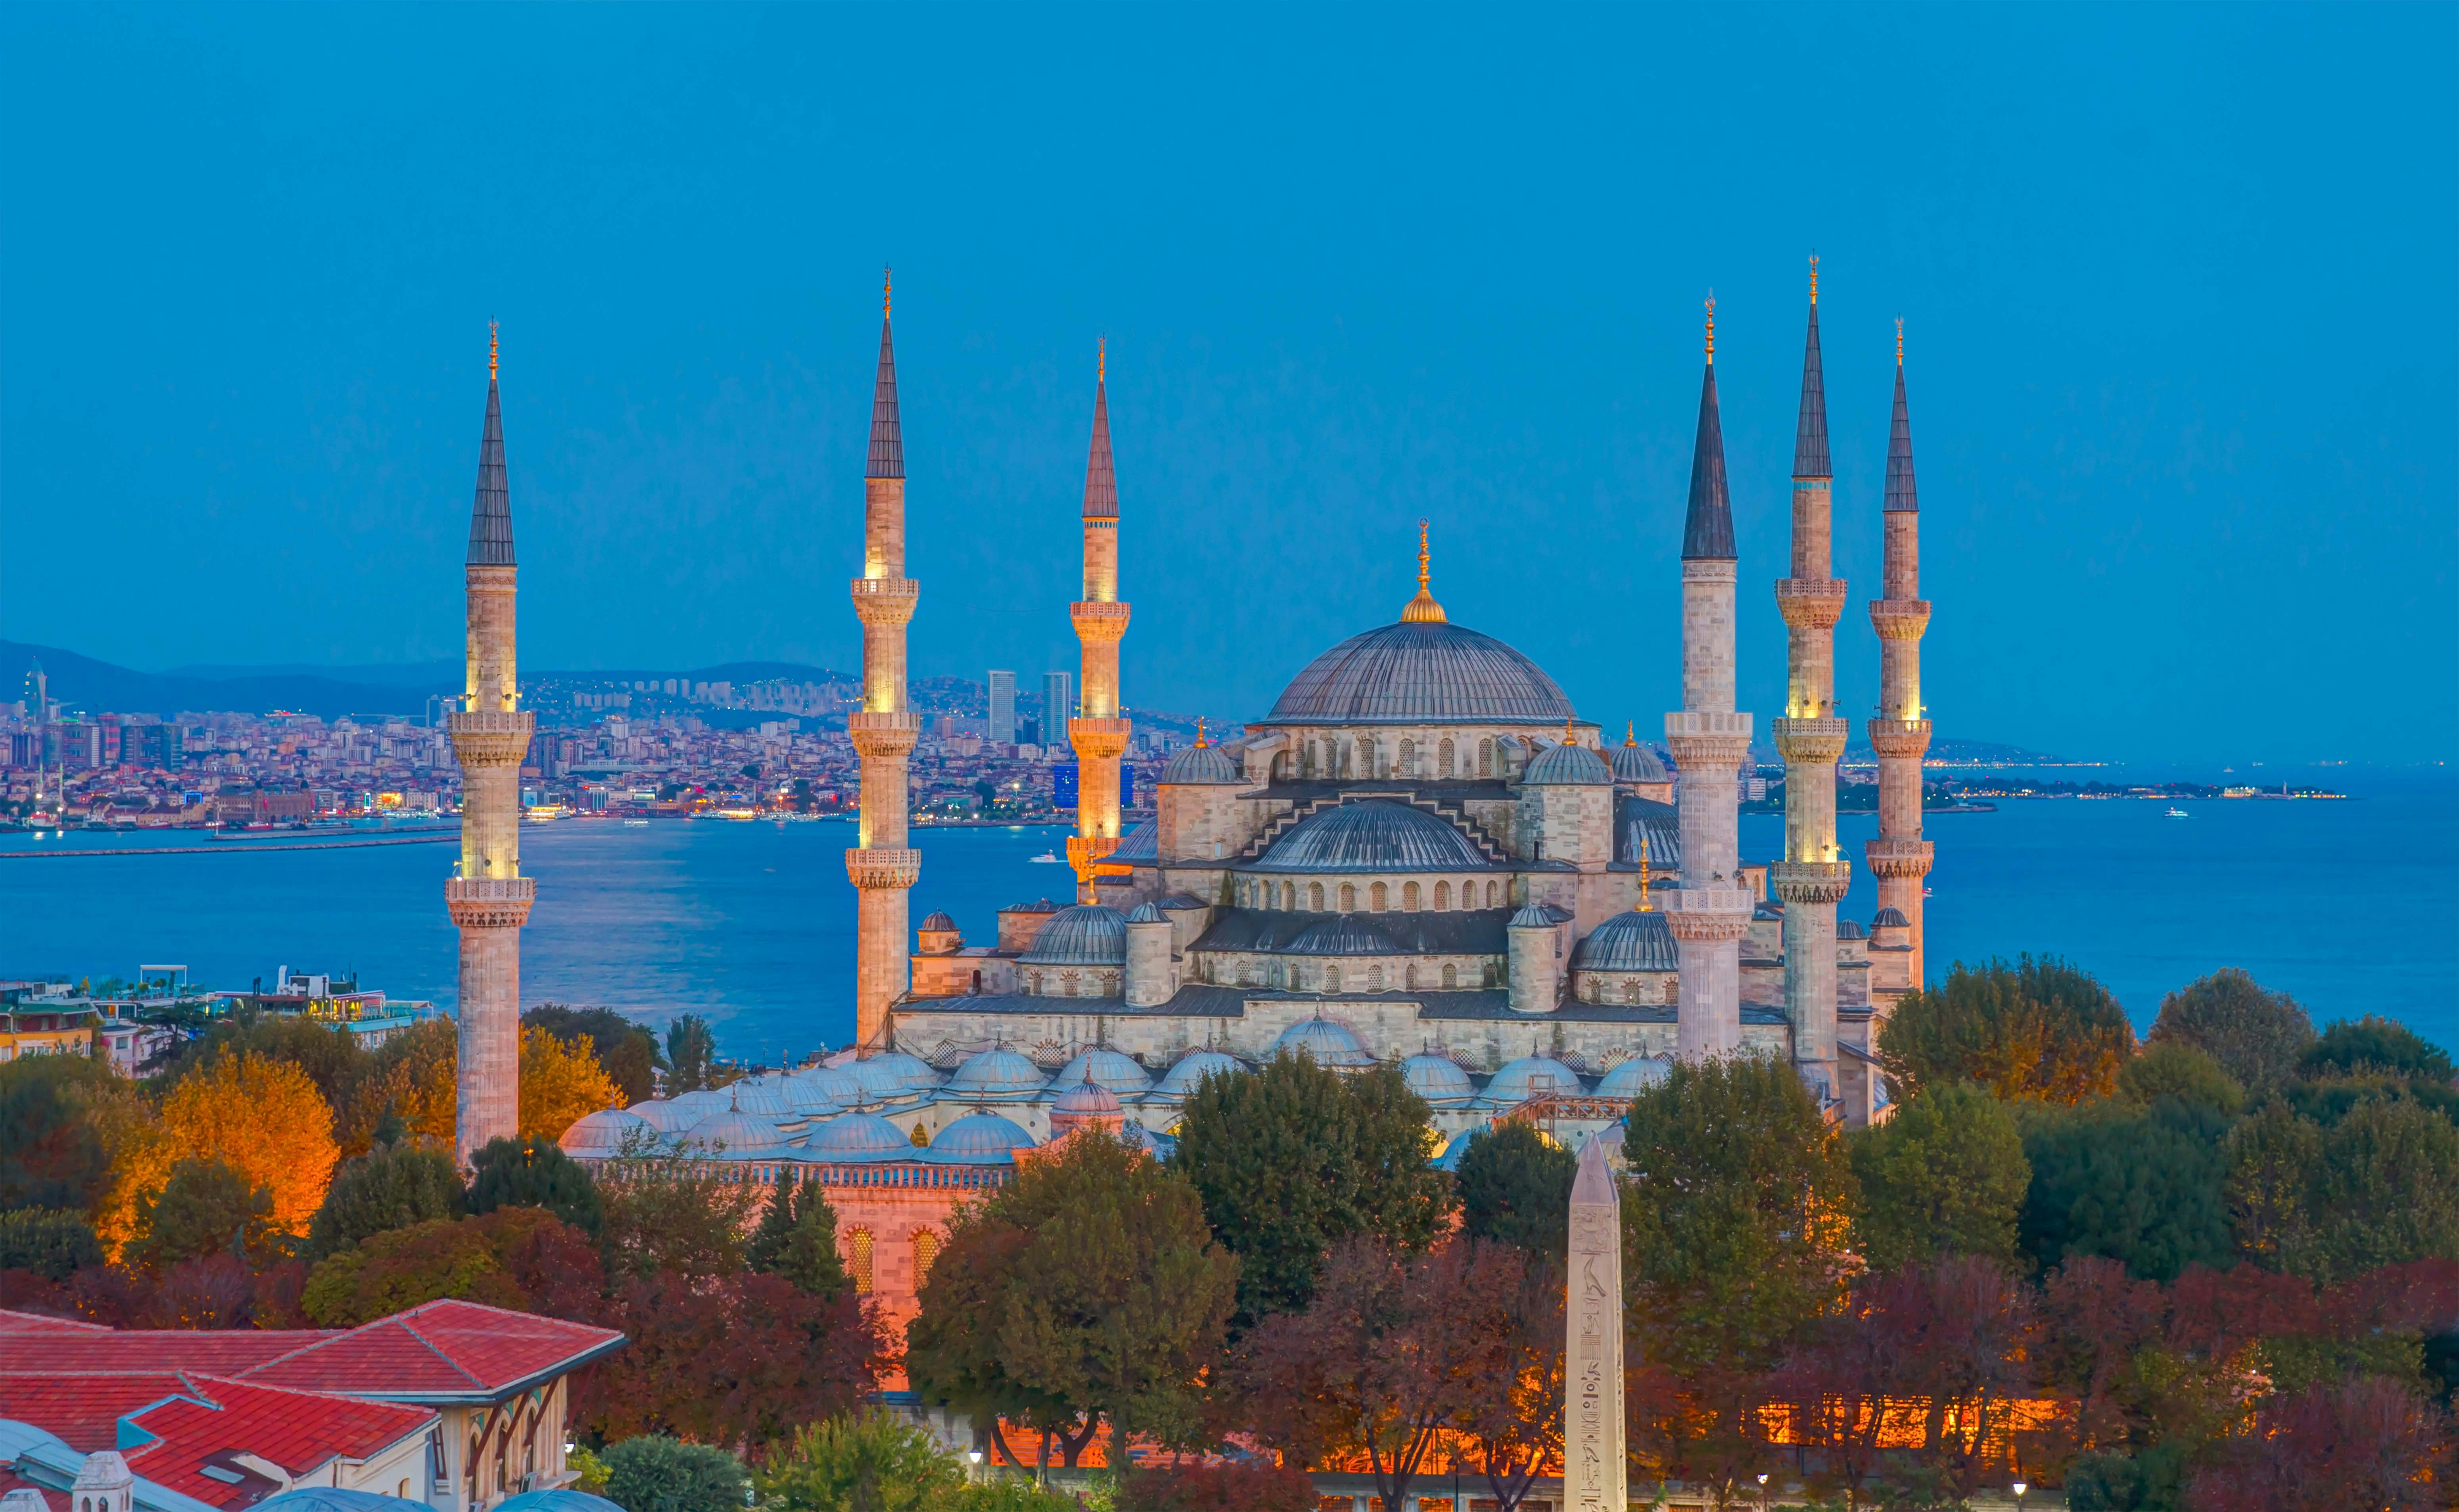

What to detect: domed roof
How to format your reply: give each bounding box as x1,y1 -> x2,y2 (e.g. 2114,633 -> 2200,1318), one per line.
1261,620 -> 1574,727
691,1101 -> 796,1158
1108,819 -> 1160,866
804,1111 -> 913,1161
1054,1076 -> 1123,1115
1126,902 -> 1168,924
1435,1126 -> 1480,1171
1594,1055 -> 1671,1098
1019,904 -> 1130,965
1400,1053 -> 1475,1105
725,1077 -> 794,1119
873,1051 -> 946,1089
258,1493 -> 435,1512
1612,741 -> 1670,783
1271,1016 -> 1375,1069
1872,906 -> 1909,929
1286,916 -> 1402,956
1153,1049 -> 1245,1100
794,1065 -> 865,1107
1054,1047 -> 1153,1094
779,1075 -> 846,1117
1509,904 -> 1556,929
1253,800 -> 1491,875
1572,910 -> 1679,971
624,1099 -> 704,1134
846,1058 -> 922,1105
1523,741 -> 1612,786
921,911 -> 959,932
497,1493 -> 627,1512
1483,1054 -> 1583,1107
1163,742 -> 1245,785
1835,918 -> 1867,940
929,1111 -> 1038,1163
946,1048 -> 1048,1100
559,1107 -> 651,1154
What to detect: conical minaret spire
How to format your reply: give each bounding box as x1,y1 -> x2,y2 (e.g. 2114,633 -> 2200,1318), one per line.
1067,338 -> 1134,903
444,322 -> 536,1167
1867,316 -> 1935,1011
1665,293 -> 1755,1061
1770,255 -> 1853,1112
848,270 -> 924,1051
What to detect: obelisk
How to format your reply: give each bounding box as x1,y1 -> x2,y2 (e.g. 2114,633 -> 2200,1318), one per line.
1565,1135 -> 1626,1512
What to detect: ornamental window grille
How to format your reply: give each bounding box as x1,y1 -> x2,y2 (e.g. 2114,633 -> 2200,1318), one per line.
1356,736 -> 1373,777
1406,963 -> 1420,990
1434,881 -> 1450,911
1403,881 -> 1421,911
1399,739 -> 1416,774
1325,964 -> 1341,992
1368,965 -> 1385,991
1340,883 -> 1356,911
914,1230 -> 942,1281
1281,881 -> 1297,911
1309,882 -> 1325,911
1439,737 -> 1455,775
1371,882 -> 1389,910
849,1228 -> 876,1293
1479,738 -> 1494,777
1442,964 -> 1458,988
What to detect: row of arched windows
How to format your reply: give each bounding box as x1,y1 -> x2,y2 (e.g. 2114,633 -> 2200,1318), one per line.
1228,957 -> 1484,992
841,1227 -> 944,1296
1241,877 -> 1508,913
1295,733 -> 1503,781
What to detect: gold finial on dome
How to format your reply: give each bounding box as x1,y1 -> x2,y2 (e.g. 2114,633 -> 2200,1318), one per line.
488,321 -> 499,382
1562,715 -> 1579,749
1624,720 -> 1637,747
1400,517 -> 1447,624
1195,717 -> 1208,749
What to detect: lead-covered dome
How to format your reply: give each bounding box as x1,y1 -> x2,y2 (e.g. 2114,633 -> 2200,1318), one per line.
929,1111 -> 1038,1163
1271,1016 -> 1375,1069
1612,742 -> 1669,784
1400,1053 -> 1475,1107
1253,800 -> 1491,874
1054,1047 -> 1154,1095
1522,742 -> 1612,786
1595,1056 -> 1671,1098
1020,904 -> 1130,965
1482,1054 -> 1582,1107
1260,620 -> 1575,726
1163,743 -> 1245,785
946,1047 -> 1048,1101
804,1111 -> 911,1161
1571,910 -> 1679,971
1153,1049 -> 1244,1101
559,1107 -> 651,1154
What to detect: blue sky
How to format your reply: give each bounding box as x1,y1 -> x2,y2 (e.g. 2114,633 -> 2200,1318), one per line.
1,4 -> 2450,764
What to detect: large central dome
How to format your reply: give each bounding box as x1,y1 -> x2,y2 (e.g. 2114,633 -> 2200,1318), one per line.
1261,620 -> 1574,726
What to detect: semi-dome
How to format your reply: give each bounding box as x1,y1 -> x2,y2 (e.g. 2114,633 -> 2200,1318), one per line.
1163,742 -> 1245,785
1153,1049 -> 1244,1101
691,1102 -> 796,1157
1572,910 -> 1679,972
667,1089 -> 731,1122
1483,1054 -> 1583,1107
1252,800 -> 1491,875
1019,904 -> 1130,965
1435,1126 -> 1480,1171
1400,1053 -> 1475,1106
1508,904 -> 1556,929
1285,916 -> 1402,956
1054,1047 -> 1154,1094
929,1111 -> 1038,1163
624,1099 -> 703,1134
803,1111 -> 912,1161
1594,1055 -> 1671,1098
1271,1016 -> 1375,1069
1126,901 -> 1168,924
1107,819 -> 1160,866
1260,620 -> 1575,727
1611,741 -> 1670,784
559,1107 -> 651,1154
945,1047 -> 1049,1101
1836,918 -> 1868,940
1522,741 -> 1612,786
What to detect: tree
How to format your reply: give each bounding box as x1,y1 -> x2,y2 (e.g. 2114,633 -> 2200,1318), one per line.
1173,1054 -> 1451,1322
128,1158 -> 282,1270
301,1205 -> 602,1326
1865,1257 -> 2042,1503
306,1142 -> 466,1260
524,1004 -> 662,1107
1849,1080 -> 2030,1274
0,1207 -> 102,1280
0,1054 -> 115,1211
754,1411 -> 961,1512
2116,1043 -> 2246,1117
338,1018 -> 458,1157
776,1180 -> 851,1301
666,1015 -> 717,1095
155,1013 -> 372,1132
907,1209 -> 1096,1473
600,1435 -> 748,1512
2145,969 -> 2315,1092
588,1272 -> 882,1454
1120,1462 -> 1319,1512
2020,1098 -> 2234,1282
597,1140 -> 764,1281
521,1027 -> 624,1143
2187,1375 -> 2455,1512
1454,1121 -> 1576,1261
1448,1251 -> 1566,1512
468,1135 -> 604,1234
747,1168 -> 798,1273
1880,955 -> 2134,1105
2302,1015 -> 2455,1082
161,1051 -> 339,1236
2226,1098 -> 2459,1283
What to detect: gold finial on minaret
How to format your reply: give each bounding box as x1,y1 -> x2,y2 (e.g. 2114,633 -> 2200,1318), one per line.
1809,252 -> 1818,305
488,321 -> 499,382
1705,292 -> 1716,363
1638,831 -> 1652,911
1098,335 -> 1106,385
884,267 -> 892,320
1896,315 -> 1904,366
1195,717 -> 1208,749
1400,517 -> 1447,623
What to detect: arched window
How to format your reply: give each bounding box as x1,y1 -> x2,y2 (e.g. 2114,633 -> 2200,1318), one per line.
1625,980 -> 1643,1005
1281,881 -> 1297,911
1433,881 -> 1450,911
1029,971 -> 1044,993
1403,881 -> 1421,911
1442,963 -> 1458,988
1325,964 -> 1341,993
1405,963 -> 1420,989
1371,882 -> 1389,911
1339,883 -> 1356,911
914,1230 -> 942,1282
1356,735 -> 1373,777
1368,965 -> 1385,991
1060,969 -> 1081,997
1439,737 -> 1454,775
1398,738 -> 1416,775
1309,882 -> 1325,911
848,1228 -> 876,1294
1487,880 -> 1502,908
1478,738 -> 1494,777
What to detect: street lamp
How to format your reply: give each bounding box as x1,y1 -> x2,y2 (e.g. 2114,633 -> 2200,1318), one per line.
2012,1483 -> 2027,1512
1756,1472 -> 1769,1512
967,1450 -> 984,1484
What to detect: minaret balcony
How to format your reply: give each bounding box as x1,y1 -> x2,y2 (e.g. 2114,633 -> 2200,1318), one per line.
845,847 -> 922,890
1771,718 -> 1849,765
1868,599 -> 1932,639
1662,888 -> 1754,939
1769,858 -> 1853,906
1665,711 -> 1752,773
849,577 -> 920,627
1068,717 -> 1132,760
1864,837 -> 1935,878
848,710 -> 921,759
1775,579 -> 1848,630
446,709 -> 534,768
1865,719 -> 1932,760
444,873 -> 536,929
1069,601 -> 1132,642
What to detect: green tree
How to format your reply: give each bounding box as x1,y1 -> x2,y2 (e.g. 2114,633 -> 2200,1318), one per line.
666,1015 -> 717,1096
1173,1053 -> 1450,1322
0,1206 -> 103,1280
754,1411 -> 961,1512
2018,1099 -> 2233,1281
1880,956 -> 2134,1105
1849,1080 -> 2030,1274
526,1004 -> 662,1107
2145,968 -> 2315,1092
128,1157 -> 282,1270
769,1177 -> 850,1302
908,1205 -> 1094,1471
2116,1043 -> 2246,1117
301,1205 -> 603,1325
2302,1015 -> 2455,1082
598,1137 -> 763,1281
0,1054 -> 115,1211
306,1141 -> 466,1260
2225,1096 -> 2459,1282
747,1169 -> 798,1273
1453,1121 -> 1576,1261
468,1135 -> 604,1234
602,1435 -> 747,1512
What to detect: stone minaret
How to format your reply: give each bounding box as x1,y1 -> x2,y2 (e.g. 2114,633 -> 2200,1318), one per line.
1770,259 -> 1852,1095
446,326 -> 534,1166
1866,319 -> 1934,993
847,274 -> 922,1051
1664,298 -> 1755,1060
1065,340 -> 1132,904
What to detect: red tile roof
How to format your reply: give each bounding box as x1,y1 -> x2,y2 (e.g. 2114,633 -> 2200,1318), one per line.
119,1377 -> 435,1508
0,1334 -> 332,1376
0,1373 -> 203,1451
0,1468 -> 66,1512
236,1301 -> 622,1403
0,1311 -> 110,1336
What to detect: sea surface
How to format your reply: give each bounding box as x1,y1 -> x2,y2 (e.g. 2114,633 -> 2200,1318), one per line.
6,770 -> 2453,1063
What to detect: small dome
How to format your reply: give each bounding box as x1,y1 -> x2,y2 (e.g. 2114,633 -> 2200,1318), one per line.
869,1051 -> 947,1090
921,911 -> 958,932
929,1111 -> 1038,1163
258,1493 -> 436,1512
946,1048 -> 1049,1100
558,1107 -> 651,1154
1594,1056 -> 1671,1098
1872,906 -> 1910,929
803,1111 -> 913,1161
497,1493 -> 627,1512
779,1075 -> 845,1117
1126,902 -> 1168,924
1612,742 -> 1670,783
1522,741 -> 1612,786
1483,1055 -> 1582,1107
1271,1017 -> 1374,1069
1754,896 -> 1785,920
1835,918 -> 1867,940
725,1077 -> 794,1119
1153,1050 -> 1244,1101
1571,910 -> 1678,972
1286,916 -> 1402,956
847,1058 -> 912,1103
690,1103 -> 796,1158
1508,904 -> 1556,929
1054,1047 -> 1154,1095
796,1065 -> 865,1105
1054,1076 -> 1123,1115
625,1099 -> 703,1134
1400,1053 -> 1474,1106
1254,800 -> 1492,875
1019,904 -> 1130,966
1163,743 -> 1245,785
1435,1126 -> 1480,1171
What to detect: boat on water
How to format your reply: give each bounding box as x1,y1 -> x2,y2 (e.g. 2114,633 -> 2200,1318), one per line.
1029,850 -> 1063,863
622,818 -> 650,827
2166,806 -> 2189,817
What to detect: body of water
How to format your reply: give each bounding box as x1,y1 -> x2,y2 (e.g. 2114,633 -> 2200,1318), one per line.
8,772 -> 2453,1062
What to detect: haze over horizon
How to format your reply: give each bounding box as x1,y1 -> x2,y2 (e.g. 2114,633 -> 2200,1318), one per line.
2,6 -> 2450,767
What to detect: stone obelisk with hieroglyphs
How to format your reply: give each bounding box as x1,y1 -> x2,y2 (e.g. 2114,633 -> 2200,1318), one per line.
1564,1135 -> 1627,1512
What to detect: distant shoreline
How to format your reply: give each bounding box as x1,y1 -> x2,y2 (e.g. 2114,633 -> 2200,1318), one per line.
0,833 -> 460,859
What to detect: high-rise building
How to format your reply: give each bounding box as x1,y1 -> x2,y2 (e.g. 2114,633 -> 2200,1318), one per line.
1042,672 -> 1074,748
988,670 -> 1017,744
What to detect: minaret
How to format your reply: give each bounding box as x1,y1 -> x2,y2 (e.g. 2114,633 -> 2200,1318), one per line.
1866,319 -> 1934,997
1663,296 -> 1755,1060
1065,338 -> 1133,904
445,324 -> 535,1167
847,272 -> 922,1051
1770,258 -> 1853,1097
